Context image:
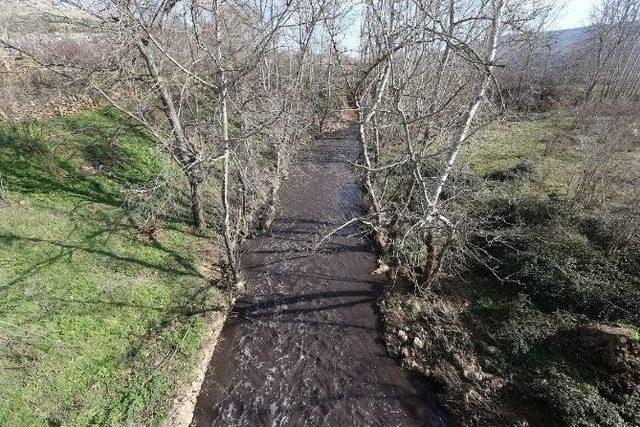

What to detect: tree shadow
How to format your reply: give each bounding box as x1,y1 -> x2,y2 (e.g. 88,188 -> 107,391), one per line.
0,149 -> 122,206
0,227 -> 205,294
1,115 -> 128,206
233,289 -> 380,318
0,109 -> 195,222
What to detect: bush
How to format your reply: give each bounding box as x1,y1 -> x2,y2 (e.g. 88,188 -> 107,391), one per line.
522,370 -> 625,427
472,194 -> 640,323
473,193 -> 563,229
473,295 -> 578,356
491,231 -> 640,322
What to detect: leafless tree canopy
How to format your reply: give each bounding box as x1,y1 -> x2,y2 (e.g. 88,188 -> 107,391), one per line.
3,0 -> 639,287
312,0 -> 554,288
1,0 -> 351,279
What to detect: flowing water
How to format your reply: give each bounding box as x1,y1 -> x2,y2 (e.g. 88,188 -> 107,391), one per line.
192,128 -> 447,426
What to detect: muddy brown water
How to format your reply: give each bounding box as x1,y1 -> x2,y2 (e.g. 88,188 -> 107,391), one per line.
192,128 -> 448,426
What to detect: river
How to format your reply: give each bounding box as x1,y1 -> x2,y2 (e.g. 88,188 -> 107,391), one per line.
192,128 -> 447,426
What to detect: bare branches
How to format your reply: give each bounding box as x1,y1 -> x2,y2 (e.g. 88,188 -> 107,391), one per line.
2,0 -> 551,289
2,0 -> 336,281
313,217 -> 377,250
343,0 -> 540,287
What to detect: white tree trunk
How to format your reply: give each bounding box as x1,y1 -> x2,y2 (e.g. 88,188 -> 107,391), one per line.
427,0 -> 506,220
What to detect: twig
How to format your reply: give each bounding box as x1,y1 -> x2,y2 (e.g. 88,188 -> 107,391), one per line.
313,217 -> 372,250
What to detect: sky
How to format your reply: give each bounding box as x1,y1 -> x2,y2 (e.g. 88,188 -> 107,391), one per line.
339,0 -> 601,54
552,0 -> 599,30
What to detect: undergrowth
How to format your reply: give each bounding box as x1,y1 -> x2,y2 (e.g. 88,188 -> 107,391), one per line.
383,115 -> 640,426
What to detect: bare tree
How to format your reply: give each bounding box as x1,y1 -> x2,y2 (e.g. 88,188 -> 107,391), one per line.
1,0 -> 333,281
320,0 -> 551,289
581,0 -> 640,102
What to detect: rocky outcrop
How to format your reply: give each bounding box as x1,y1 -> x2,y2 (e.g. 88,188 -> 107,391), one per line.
577,323 -> 640,373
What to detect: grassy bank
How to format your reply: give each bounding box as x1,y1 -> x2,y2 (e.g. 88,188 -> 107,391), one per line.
0,110 -> 224,426
383,115 -> 640,425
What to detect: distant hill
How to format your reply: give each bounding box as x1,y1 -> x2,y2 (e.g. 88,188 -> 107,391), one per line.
499,26 -> 593,71
547,27 -> 590,52
0,0 -> 91,33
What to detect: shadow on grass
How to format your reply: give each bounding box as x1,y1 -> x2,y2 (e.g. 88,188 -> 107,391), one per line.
0,111 -> 225,424
0,228 -> 205,293
0,112 -> 133,206
0,151 -> 122,206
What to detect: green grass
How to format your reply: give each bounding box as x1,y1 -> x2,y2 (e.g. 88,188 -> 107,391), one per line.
0,110 -> 223,426
466,120 -> 553,174
464,117 -> 582,194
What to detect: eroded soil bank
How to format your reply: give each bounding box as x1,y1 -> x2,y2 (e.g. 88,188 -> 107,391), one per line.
192,128 -> 447,426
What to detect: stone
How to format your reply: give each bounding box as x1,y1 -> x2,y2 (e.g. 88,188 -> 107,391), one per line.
397,329 -> 408,342
370,259 -> 390,275
409,300 -> 422,313
234,281 -> 246,294
400,347 -> 411,358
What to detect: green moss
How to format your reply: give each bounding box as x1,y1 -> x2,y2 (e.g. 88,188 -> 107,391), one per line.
0,110 -> 222,426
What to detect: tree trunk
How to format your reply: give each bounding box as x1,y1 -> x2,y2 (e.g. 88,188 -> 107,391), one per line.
428,0 -> 506,217
189,177 -> 205,231
214,0 -> 238,283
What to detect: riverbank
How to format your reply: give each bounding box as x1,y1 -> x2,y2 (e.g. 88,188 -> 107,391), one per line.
379,116 -> 640,426
0,110 -> 227,426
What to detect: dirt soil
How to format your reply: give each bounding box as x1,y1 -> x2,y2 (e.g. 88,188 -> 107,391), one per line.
191,128 -> 448,426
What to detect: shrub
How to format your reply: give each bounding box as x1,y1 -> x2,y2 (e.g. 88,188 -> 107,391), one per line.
473,295 -> 578,356
522,370 -> 625,427
473,193 -> 563,229
501,232 -> 640,322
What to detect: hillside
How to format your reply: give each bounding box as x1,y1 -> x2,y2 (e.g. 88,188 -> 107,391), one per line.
0,0 -> 91,33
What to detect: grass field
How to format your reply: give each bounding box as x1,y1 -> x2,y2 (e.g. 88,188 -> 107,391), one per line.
0,110 -> 223,426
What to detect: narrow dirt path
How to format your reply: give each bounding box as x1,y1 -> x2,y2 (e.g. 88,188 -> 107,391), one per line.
192,128 -> 447,426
